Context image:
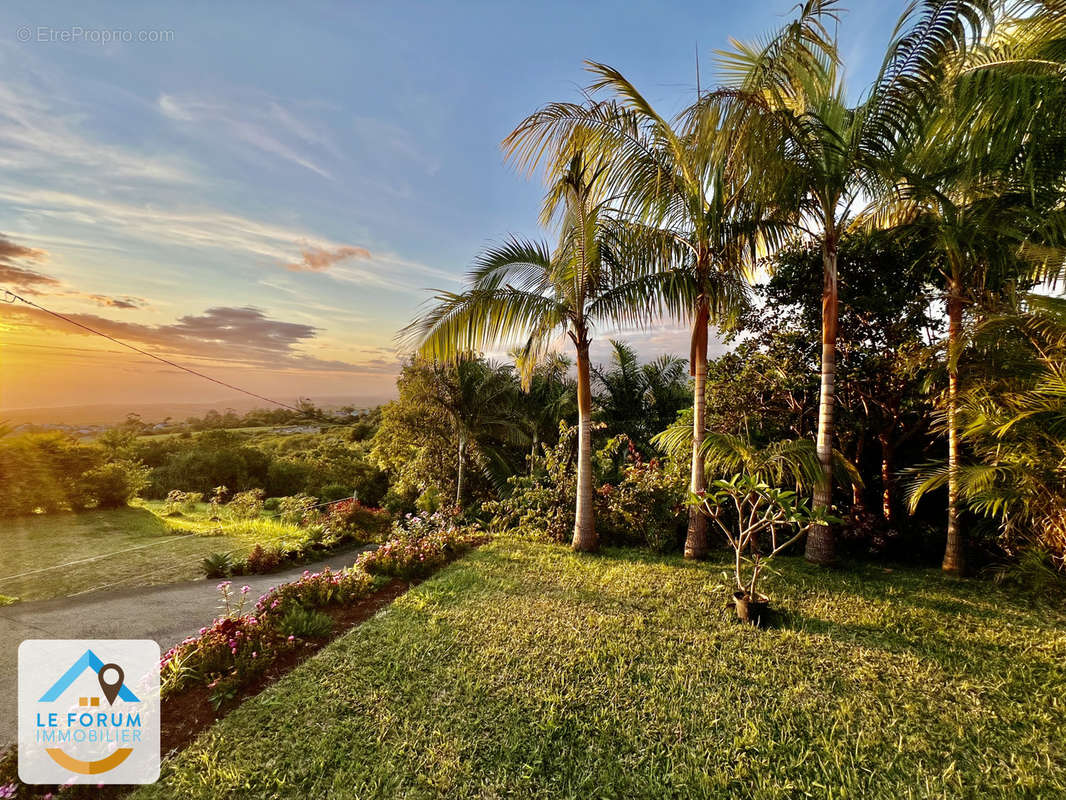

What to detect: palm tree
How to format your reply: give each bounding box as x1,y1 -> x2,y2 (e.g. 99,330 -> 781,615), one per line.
710,0 -> 991,564
512,351 -> 576,468
907,295 -> 1066,571
861,2 -> 1066,573
402,153 -> 662,551
593,340 -> 688,448
424,356 -> 527,507
504,67 -> 780,560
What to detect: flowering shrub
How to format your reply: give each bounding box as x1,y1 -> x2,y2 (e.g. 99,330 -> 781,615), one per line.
599,445 -> 687,552
245,543 -> 284,573
161,570 -> 378,699
356,515 -> 485,579
486,424 -> 684,551
161,514 -> 478,704
160,612 -> 288,699
326,498 -> 392,543
255,567 -> 376,620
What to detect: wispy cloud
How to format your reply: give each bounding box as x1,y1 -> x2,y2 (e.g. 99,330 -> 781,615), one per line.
0,81 -> 194,184
84,294 -> 148,310
158,92 -> 336,180
0,185 -> 445,293
0,232 -> 56,293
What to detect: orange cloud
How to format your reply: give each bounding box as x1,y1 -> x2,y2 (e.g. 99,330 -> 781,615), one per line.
4,304 -> 394,373
0,233 -> 55,294
84,294 -> 148,309
0,234 -> 46,263
285,244 -> 370,272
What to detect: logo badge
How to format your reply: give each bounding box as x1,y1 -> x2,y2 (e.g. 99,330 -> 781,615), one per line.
18,640 -> 160,785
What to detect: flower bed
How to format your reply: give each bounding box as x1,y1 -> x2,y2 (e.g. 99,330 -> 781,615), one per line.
356,513 -> 486,579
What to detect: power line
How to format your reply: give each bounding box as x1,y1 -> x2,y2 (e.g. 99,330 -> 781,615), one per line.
3,289 -> 310,414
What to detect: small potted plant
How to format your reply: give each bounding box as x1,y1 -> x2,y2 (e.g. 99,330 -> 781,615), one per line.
690,474 -> 838,625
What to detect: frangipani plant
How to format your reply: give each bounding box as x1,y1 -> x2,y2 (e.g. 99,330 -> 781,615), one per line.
689,474 -> 838,602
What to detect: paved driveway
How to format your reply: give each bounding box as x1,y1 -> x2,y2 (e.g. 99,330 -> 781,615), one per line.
0,545 -> 373,747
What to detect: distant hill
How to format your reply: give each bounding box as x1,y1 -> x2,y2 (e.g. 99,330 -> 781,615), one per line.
0,393 -> 394,426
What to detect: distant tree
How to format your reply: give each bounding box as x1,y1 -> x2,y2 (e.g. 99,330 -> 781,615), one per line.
593,340 -> 688,451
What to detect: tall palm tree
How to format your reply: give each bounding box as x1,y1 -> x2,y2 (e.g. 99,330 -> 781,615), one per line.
863,2 -> 1066,573
711,0 -> 991,563
504,67 -> 779,560
402,153 -> 662,551
907,294 -> 1066,571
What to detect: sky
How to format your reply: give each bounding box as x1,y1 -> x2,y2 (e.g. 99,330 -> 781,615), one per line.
0,0 -> 903,416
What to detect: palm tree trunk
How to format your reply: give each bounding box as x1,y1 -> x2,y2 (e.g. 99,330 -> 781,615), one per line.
572,340 -> 597,552
685,298 -> 711,559
456,435 -> 465,509
851,432 -> 865,512
806,237 -> 838,565
943,290 -> 964,576
878,431 -> 895,524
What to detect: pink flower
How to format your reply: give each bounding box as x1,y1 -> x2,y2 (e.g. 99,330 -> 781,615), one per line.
241,585 -> 251,594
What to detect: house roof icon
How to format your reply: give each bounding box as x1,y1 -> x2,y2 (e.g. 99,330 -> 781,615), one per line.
39,649 -> 139,703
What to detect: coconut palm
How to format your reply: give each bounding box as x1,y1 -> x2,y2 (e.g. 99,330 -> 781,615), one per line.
709,0 -> 992,563
402,152 -> 663,551
504,68 -> 783,560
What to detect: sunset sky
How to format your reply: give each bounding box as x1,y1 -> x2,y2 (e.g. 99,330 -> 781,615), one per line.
0,1 -> 899,416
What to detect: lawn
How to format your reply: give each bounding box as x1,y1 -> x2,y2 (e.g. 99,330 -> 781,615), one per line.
0,503 -> 306,603
137,538 -> 1066,799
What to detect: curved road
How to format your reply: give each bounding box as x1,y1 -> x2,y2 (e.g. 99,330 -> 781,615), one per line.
0,544 -> 374,747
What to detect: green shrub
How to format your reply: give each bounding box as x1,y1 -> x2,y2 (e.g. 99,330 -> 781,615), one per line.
163,489 -> 203,515
277,606 -> 334,639
326,499 -> 391,543
278,493 -> 320,525
319,483 -> 352,503
987,545 -> 1066,601
600,447 -> 686,553
245,544 -> 284,574
415,485 -> 444,514
82,460 -> 150,509
202,551 -> 235,578
228,488 -> 265,519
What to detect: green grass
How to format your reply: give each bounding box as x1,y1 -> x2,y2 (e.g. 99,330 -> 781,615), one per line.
0,503 -> 307,603
139,500 -> 310,551
136,538 -> 1066,799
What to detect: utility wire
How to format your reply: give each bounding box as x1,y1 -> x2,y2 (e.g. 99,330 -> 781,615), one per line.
3,289 -> 311,415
